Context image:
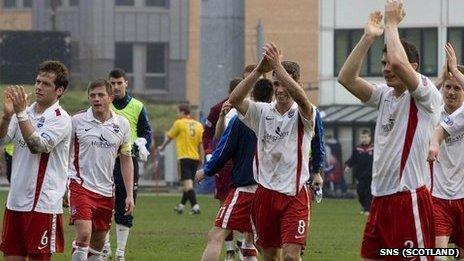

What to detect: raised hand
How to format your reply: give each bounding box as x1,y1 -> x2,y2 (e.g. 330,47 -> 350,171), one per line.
365,11 -> 384,38
445,42 -> 458,73
384,0 -> 405,26
9,85 -> 28,113
3,86 -> 14,119
263,42 -> 282,70
256,55 -> 273,74
220,100 -> 232,116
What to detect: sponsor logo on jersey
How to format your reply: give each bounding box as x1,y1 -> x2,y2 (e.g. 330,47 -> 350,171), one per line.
91,134 -> 117,148
37,116 -> 46,128
112,124 -> 120,133
288,109 -> 296,118
41,132 -> 54,146
381,118 -> 395,133
443,116 -> 454,126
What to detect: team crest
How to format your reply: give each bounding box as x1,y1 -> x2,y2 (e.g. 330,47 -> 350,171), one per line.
288,110 -> 295,118
112,124 -> 120,133
37,116 -> 45,128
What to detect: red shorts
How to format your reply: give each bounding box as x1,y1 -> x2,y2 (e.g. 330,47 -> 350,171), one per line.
69,180 -> 114,231
215,188 -> 255,233
432,196 -> 464,248
361,186 -> 435,260
251,185 -> 311,248
1,209 -> 64,258
214,161 -> 233,201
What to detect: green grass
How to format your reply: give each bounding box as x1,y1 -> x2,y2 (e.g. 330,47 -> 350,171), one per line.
0,191 -> 367,260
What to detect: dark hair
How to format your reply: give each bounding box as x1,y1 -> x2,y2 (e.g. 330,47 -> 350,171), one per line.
361,129 -> 371,136
38,60 -> 69,90
87,79 -> 112,95
382,39 -> 420,69
281,61 -> 300,81
243,64 -> 256,76
252,79 -> 274,102
178,103 -> 191,115
229,77 -> 243,93
109,68 -> 127,80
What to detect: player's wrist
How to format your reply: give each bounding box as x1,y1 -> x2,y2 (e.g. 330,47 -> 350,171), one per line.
2,115 -> 12,121
16,110 -> 28,122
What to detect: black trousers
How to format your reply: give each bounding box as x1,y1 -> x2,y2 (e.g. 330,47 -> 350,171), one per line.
356,178 -> 372,212
113,156 -> 139,228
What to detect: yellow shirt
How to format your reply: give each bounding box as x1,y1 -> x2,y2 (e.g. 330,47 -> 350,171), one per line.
166,117 -> 204,160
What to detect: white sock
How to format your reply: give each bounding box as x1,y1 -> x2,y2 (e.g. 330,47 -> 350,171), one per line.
116,224 -> 130,251
88,247 -> 103,261
72,241 -> 89,261
225,240 -> 235,251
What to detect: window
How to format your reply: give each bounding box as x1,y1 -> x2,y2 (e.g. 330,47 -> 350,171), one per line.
44,0 -> 63,8
70,41 -> 80,72
23,0 -> 32,7
114,42 -> 133,73
3,0 -> 17,8
334,28 -> 438,77
69,0 -> 79,6
146,0 -> 169,7
146,43 -> 167,90
448,28 -> 464,65
115,0 -> 134,6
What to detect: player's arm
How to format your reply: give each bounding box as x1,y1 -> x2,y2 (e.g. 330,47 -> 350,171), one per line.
229,57 -> 271,115
136,106 -> 152,150
427,126 -> 448,162
344,148 -> 357,172
120,151 -> 135,215
338,11 -> 383,102
311,109 -> 326,174
384,2 -> 419,92
158,121 -> 177,152
214,101 -> 232,140
0,87 -> 15,142
445,43 -> 464,88
265,42 -> 313,120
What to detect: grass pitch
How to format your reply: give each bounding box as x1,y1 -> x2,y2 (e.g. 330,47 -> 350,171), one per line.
0,191 -> 367,260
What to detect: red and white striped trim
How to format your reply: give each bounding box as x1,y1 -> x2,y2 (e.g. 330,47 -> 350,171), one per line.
295,116 -> 304,194
51,214 -> 57,252
410,190 -> 426,261
33,153 -> 50,210
221,189 -> 240,229
399,98 -> 418,179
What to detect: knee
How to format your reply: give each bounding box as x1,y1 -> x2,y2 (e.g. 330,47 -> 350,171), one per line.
283,245 -> 301,261
283,252 -> 300,261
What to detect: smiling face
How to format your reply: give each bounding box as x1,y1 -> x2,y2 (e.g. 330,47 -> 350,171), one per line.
34,71 -> 63,107
442,76 -> 464,113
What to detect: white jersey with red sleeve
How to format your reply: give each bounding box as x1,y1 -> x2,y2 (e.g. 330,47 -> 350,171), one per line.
68,108 -> 131,197
0,101 -> 72,214
434,104 -> 464,199
238,101 -> 314,196
364,73 -> 442,197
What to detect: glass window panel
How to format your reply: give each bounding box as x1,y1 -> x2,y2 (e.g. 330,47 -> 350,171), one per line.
448,29 -> 463,65
23,0 -> 32,7
334,30 -> 349,76
146,43 -> 166,73
3,0 -> 17,8
146,0 -> 168,7
114,43 -> 133,73
422,29 -> 437,75
146,76 -> 166,90
115,0 -> 134,6
70,0 -> 79,6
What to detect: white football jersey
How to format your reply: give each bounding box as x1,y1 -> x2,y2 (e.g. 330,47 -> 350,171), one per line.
1,101 -> 72,214
364,73 -> 442,196
68,108 -> 131,197
434,104 -> 464,199
239,101 -> 314,196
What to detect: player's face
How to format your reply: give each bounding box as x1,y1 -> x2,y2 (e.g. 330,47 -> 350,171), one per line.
35,71 -> 63,106
442,77 -> 464,111
360,134 -> 371,145
109,77 -> 128,100
273,81 -> 292,106
381,53 -> 401,88
88,86 -> 113,114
